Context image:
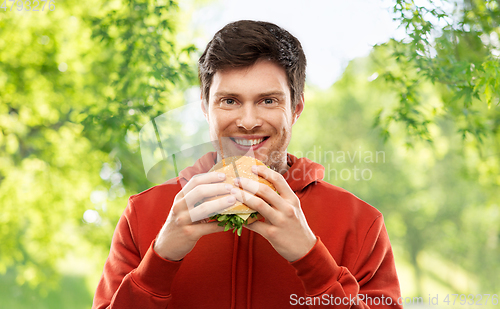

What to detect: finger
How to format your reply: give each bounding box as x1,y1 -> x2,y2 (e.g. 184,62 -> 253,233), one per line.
191,221 -> 226,238
184,182 -> 234,208
181,172 -> 227,196
243,220 -> 271,238
188,195 -> 237,222
251,165 -> 296,201
234,177 -> 284,211
229,187 -> 278,224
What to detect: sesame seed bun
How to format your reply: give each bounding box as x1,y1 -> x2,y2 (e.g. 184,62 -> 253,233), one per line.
207,156 -> 276,215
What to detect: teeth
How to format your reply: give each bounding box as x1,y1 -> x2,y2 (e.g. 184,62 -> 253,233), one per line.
233,138 -> 265,146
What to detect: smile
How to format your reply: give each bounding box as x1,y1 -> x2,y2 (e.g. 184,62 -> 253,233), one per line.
230,137 -> 269,147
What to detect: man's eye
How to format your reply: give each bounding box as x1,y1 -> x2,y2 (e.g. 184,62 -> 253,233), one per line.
224,99 -> 235,105
264,99 -> 274,104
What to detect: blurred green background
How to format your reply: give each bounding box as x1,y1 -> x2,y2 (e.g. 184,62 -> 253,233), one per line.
0,0 -> 499,308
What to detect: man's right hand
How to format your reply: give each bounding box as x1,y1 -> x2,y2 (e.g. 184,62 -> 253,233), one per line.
154,172 -> 236,261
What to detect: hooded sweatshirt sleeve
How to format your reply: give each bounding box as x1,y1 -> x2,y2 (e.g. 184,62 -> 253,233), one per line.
290,215 -> 402,308
92,197 -> 182,309
92,153 -> 220,308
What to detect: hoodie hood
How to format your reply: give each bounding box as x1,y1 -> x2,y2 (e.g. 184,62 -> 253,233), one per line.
177,152 -> 218,186
283,153 -> 325,192
178,152 -> 324,192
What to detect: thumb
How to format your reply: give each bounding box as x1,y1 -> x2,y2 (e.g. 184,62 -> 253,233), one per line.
243,220 -> 268,238
195,221 -> 225,237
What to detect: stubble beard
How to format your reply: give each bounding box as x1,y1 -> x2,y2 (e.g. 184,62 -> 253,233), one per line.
256,127 -> 290,174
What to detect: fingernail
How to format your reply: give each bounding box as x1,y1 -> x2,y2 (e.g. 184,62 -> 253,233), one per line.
218,173 -> 225,180
251,165 -> 257,172
227,195 -> 235,203
234,178 -> 240,185
230,188 -> 239,195
225,184 -> 233,191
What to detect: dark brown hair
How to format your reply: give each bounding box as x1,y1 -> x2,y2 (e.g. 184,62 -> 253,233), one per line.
198,20 -> 307,111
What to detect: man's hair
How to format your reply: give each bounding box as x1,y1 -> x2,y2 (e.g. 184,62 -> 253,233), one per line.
198,20 -> 307,111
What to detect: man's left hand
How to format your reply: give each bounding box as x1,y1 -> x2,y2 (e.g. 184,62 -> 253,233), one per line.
231,165 -> 317,262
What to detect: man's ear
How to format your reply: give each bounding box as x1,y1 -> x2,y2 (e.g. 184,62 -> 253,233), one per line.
200,97 -> 209,122
292,93 -> 305,125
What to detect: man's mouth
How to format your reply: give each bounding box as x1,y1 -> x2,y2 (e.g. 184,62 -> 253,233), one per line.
230,136 -> 269,147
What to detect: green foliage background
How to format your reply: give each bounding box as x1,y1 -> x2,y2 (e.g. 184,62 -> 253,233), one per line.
0,0 -> 499,307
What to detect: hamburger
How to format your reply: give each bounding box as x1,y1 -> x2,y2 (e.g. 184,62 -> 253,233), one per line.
206,155 -> 276,236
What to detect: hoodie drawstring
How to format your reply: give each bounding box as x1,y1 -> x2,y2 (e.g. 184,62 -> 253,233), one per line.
230,230 -> 254,309
230,232 -> 239,309
246,231 -> 254,309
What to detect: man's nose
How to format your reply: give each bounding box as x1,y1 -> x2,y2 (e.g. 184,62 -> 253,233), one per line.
236,103 -> 262,131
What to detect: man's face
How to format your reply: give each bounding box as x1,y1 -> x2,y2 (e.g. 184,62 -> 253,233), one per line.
202,59 -> 304,172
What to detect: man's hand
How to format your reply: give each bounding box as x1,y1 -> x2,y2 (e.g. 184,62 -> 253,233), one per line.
154,172 -> 236,261
232,165 -> 317,262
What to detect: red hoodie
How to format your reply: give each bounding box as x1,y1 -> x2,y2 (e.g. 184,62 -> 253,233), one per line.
93,153 -> 402,308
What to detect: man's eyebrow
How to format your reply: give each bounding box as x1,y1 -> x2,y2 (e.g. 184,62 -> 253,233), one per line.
258,91 -> 286,97
213,91 -> 240,98
213,90 -> 286,98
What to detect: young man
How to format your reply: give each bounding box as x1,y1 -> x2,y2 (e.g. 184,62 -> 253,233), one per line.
93,20 -> 402,308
